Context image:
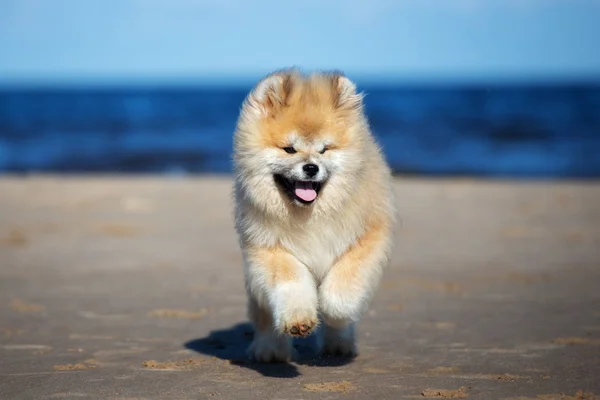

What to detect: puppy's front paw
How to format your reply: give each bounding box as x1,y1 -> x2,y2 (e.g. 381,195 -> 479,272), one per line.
272,282 -> 319,337
283,318 -> 317,337
246,332 -> 292,363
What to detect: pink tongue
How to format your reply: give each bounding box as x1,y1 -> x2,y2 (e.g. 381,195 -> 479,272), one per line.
294,181 -> 317,202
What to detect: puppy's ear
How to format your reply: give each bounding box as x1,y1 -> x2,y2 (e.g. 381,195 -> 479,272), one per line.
331,73 -> 364,111
247,70 -> 295,117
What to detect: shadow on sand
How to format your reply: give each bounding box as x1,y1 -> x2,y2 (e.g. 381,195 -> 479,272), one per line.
184,322 -> 355,378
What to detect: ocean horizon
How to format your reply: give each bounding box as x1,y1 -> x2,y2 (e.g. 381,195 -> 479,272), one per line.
1,82 -> 599,178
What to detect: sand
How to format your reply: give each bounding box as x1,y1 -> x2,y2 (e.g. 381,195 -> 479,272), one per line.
421,386 -> 469,398
0,175 -> 599,400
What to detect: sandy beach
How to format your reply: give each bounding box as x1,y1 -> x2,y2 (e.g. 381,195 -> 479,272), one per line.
1,175 -> 599,399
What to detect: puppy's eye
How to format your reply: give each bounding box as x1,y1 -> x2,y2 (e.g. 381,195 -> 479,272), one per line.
319,147 -> 329,154
283,147 -> 297,154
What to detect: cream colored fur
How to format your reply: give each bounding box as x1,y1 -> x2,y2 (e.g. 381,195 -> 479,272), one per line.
232,68 -> 395,362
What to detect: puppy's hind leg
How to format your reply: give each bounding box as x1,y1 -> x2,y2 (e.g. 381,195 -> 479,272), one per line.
321,321 -> 357,357
246,297 -> 293,363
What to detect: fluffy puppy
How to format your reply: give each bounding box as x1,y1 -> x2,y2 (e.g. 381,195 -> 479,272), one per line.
232,68 -> 394,362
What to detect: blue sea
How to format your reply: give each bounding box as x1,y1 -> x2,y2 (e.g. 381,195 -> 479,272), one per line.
1,84 -> 599,178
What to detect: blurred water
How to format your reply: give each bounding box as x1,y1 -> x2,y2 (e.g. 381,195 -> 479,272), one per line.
0,84 -> 599,178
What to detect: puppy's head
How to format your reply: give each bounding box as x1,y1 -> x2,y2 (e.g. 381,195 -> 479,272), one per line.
234,69 -> 368,213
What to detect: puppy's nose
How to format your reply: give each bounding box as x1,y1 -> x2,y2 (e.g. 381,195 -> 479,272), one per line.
303,163 -> 319,178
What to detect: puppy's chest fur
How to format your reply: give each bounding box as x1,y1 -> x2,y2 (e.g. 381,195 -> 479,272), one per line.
275,217 -> 362,282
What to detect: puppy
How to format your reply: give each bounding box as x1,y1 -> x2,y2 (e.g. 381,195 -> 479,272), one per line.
232,68 -> 395,362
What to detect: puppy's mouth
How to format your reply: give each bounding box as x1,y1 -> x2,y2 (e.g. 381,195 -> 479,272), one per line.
273,174 -> 323,205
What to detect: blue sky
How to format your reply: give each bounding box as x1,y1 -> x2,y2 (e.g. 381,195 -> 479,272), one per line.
1,0 -> 600,85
